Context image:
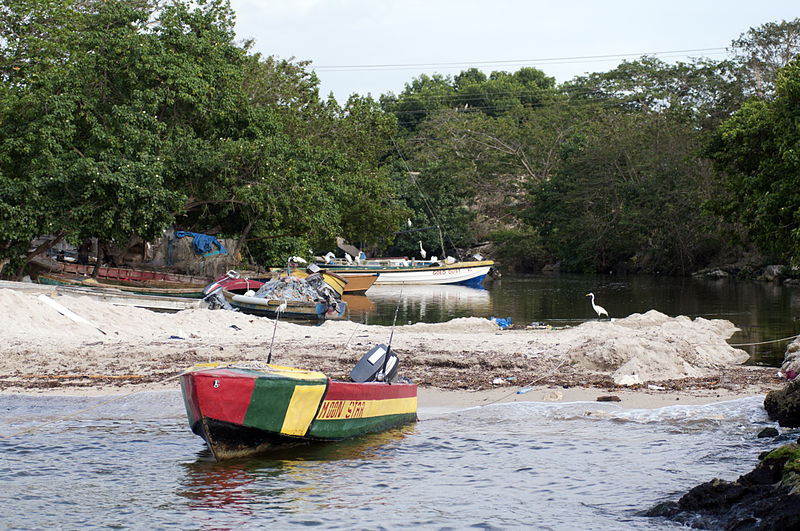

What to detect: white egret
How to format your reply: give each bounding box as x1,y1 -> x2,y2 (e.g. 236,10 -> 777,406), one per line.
268,298 -> 288,363
418,241 -> 426,259
407,218 -> 412,228
345,252 -> 353,263
586,292 -> 608,317
276,297 -> 288,315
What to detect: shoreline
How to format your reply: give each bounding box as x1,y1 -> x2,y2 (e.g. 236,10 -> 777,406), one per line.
0,287 -> 788,411
0,371 -> 778,412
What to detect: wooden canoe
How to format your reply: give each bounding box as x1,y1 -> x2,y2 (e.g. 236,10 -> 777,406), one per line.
38,272 -> 206,298
50,261 -> 210,285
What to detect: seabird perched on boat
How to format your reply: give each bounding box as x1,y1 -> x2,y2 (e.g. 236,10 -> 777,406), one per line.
418,241 -> 426,259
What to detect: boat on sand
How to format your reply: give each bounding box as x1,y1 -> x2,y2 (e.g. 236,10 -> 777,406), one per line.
37,272 -> 206,298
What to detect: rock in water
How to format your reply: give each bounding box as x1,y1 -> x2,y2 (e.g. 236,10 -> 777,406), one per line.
642,443 -> 800,528
764,381 -> 800,427
757,427 -> 779,438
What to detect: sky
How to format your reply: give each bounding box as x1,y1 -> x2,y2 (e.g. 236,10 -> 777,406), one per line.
228,0 -> 799,103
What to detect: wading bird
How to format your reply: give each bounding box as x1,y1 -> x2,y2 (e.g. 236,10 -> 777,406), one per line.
418,241 -> 426,259
586,292 -> 608,317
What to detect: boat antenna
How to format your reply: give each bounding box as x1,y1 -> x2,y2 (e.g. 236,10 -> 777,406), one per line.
382,281 -> 404,381
267,298 -> 287,364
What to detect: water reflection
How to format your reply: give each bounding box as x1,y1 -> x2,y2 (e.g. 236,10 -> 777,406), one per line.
343,274 -> 800,366
347,284 -> 490,324
178,425 -> 416,513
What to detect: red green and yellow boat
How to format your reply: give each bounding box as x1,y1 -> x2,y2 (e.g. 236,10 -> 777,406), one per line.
181,358 -> 417,460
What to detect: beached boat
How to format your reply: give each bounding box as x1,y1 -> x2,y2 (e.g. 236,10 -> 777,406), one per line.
204,269 -> 376,297
318,259 -> 494,287
221,288 -> 347,320
37,272 -> 206,298
212,272 -> 347,320
46,260 -> 210,285
181,349 -> 417,460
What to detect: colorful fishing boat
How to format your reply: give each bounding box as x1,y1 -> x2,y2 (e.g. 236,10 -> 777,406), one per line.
37,272 -> 207,298
318,259 -> 494,287
181,354 -> 417,460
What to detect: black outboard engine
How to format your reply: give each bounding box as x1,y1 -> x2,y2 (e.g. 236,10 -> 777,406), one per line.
350,344 -> 399,383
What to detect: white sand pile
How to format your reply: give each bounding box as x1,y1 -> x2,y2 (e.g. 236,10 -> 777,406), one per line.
0,289 -> 748,386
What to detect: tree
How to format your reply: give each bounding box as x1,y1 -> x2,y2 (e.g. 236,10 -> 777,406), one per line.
731,18 -> 800,98
528,111 -> 724,273
707,58 -> 800,264
1,0 -> 410,275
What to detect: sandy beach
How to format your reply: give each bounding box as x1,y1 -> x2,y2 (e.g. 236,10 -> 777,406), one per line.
0,286 -> 786,409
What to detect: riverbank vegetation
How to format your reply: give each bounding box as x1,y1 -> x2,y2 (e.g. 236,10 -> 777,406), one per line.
1,1 -> 799,278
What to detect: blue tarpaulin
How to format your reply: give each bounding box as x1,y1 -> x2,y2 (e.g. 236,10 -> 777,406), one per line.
490,316 -> 512,329
174,231 -> 227,256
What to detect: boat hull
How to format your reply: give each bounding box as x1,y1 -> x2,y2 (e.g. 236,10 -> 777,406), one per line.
221,288 -> 347,320
181,365 -> 417,460
38,273 -> 206,298
51,261 -> 210,285
320,261 -> 493,287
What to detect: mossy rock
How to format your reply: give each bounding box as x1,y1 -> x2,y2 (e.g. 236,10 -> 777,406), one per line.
761,443 -> 800,490
644,443 -> 800,527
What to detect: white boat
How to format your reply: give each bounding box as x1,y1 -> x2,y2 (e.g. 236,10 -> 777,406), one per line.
318,259 -> 493,287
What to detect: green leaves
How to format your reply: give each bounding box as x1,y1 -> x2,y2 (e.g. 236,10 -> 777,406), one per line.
0,0 -> 407,274
708,57 -> 800,263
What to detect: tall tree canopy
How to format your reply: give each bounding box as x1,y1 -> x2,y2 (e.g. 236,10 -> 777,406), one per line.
0,0 -> 406,275
3,7 -> 799,277
707,57 -> 800,264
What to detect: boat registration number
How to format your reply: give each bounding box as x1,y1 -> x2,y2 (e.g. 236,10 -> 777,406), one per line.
432,267 -> 472,276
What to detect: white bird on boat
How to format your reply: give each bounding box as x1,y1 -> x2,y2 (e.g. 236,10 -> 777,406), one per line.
418,241 -> 426,259
345,252 -> 353,263
586,292 -> 608,317
276,298 -> 288,316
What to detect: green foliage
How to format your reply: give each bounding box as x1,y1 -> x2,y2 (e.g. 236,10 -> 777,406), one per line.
3,8 -> 800,277
562,56 -> 745,131
486,227 -> 547,272
528,111 -> 725,274
0,0 -> 407,275
707,57 -> 800,264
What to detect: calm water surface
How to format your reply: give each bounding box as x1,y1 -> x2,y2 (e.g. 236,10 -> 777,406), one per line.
345,274 -> 800,366
1,392 -> 795,529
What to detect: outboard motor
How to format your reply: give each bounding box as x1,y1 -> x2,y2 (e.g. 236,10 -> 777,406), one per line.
350,344 -> 399,383
202,270 -> 238,310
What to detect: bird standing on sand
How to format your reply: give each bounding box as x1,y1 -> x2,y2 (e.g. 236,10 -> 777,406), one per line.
586,292 -> 608,317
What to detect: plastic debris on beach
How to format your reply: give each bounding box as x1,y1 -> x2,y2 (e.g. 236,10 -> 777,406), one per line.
491,316 -> 512,329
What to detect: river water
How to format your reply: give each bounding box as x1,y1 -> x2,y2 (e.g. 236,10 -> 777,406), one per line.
345,274 -> 800,367
3,274 -> 799,528
0,391 -> 795,529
